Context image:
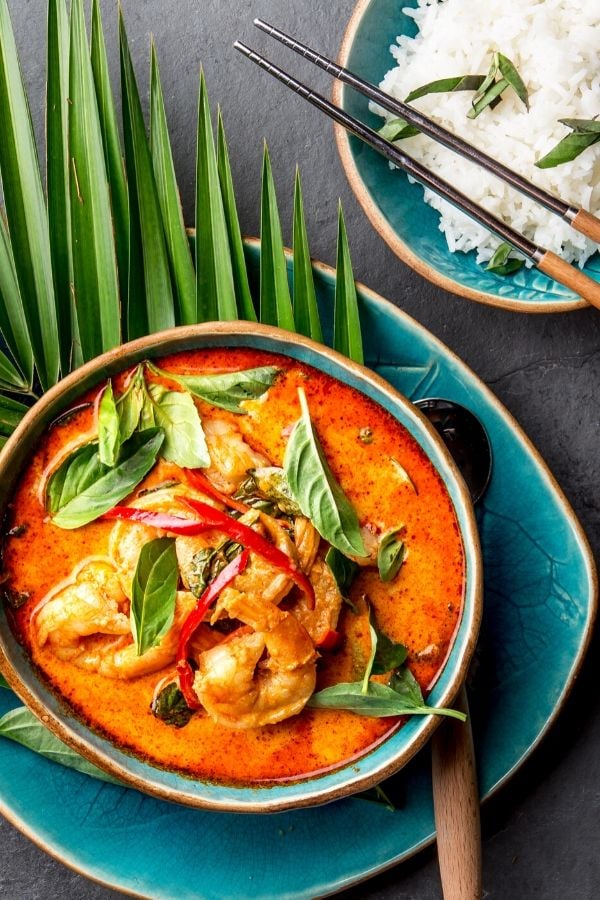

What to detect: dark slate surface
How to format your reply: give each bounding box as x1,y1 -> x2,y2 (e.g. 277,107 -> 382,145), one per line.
1,1 -> 599,898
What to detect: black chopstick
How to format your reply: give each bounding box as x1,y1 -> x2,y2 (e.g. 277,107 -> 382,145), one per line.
233,39 -> 600,309
252,19 -> 600,246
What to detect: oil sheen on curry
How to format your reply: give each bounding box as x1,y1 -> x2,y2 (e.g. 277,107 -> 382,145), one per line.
2,348 -> 465,785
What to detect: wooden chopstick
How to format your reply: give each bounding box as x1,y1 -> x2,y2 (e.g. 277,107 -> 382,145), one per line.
253,19 -> 600,246
234,40 -> 600,310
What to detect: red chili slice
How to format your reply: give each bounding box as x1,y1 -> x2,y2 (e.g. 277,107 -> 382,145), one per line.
175,549 -> 250,709
315,629 -> 343,652
183,468 -> 250,515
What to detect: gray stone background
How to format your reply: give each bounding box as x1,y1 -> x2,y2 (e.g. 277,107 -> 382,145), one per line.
1,1 -> 599,897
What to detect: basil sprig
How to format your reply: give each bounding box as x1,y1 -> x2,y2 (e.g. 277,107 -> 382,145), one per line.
284,388 -> 366,557
468,51 -> 529,119
188,540 -> 242,598
131,537 -> 179,655
377,527 -> 406,582
536,118 -> 600,169
146,362 -> 280,413
151,682 -> 194,728
309,620 -> 464,721
485,242 -> 525,276
48,428 -> 164,529
379,75 -> 487,142
144,383 -> 209,468
237,466 -> 303,518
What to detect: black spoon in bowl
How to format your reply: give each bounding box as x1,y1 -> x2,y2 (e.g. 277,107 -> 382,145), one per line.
415,398 -> 492,900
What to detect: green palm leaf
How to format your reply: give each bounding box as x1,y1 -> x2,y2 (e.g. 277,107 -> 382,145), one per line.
0,0 -> 59,389
119,12 -> 175,339
150,41 -> 196,326
0,392 -> 27,436
259,144 -> 295,330
195,70 -> 237,322
0,351 -> 27,392
0,211 -> 31,387
47,0 -> 76,374
333,203 -> 363,365
292,167 -> 323,342
90,0 -> 129,310
68,0 -> 120,362
216,109 -> 256,322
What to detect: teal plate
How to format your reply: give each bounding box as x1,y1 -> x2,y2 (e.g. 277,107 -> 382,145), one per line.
335,0 -> 600,313
0,245 -> 596,897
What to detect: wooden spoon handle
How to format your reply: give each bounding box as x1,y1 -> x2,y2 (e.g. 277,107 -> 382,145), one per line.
537,250 -> 600,309
432,685 -> 482,900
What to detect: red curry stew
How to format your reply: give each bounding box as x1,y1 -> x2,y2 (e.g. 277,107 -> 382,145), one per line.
2,348 -> 464,784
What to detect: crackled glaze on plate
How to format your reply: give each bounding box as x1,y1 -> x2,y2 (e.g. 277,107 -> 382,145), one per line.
0,243 -> 595,898
334,0 -> 600,313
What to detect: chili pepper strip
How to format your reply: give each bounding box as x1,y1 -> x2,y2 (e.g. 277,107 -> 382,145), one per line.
184,468 -> 249,515
176,549 -> 250,709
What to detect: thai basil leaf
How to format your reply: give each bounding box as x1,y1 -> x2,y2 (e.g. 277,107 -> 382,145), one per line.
378,118 -> 420,142
559,118 -> 600,134
245,467 -> 302,517
131,537 -> 179,655
98,381 -> 120,466
147,362 -> 279,414
188,540 -> 242,598
496,51 -> 529,109
116,366 -> 144,441
46,441 -> 107,515
147,383 -> 210,468
51,428 -> 164,529
284,389 -> 366,557
362,621 -> 378,693
0,706 -> 122,784
151,682 -> 194,728
485,242 -> 525,275
405,74 -> 486,103
325,547 -> 359,595
308,678 -> 466,721
468,76 -> 508,119
371,614 -> 408,675
536,130 -> 600,169
377,527 -> 406,582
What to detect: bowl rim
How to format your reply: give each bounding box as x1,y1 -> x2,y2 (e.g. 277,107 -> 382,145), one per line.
333,0 -> 590,315
0,320 -> 482,812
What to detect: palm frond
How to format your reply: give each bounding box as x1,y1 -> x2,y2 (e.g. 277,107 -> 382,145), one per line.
0,347 -> 27,392
333,202 -> 363,365
68,0 -> 120,361
0,210 -> 31,387
259,144 -> 295,330
0,0 -> 58,389
195,70 -> 237,322
292,167 -> 323,342
0,392 -> 27,435
119,11 -> 175,338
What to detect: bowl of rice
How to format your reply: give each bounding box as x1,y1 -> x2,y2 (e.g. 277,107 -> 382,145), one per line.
335,0 -> 600,312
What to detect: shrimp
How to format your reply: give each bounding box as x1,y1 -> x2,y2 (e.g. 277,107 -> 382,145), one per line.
35,557 -> 197,678
292,557 -> 343,644
294,517 -> 320,573
193,605 -> 317,728
203,418 -> 269,495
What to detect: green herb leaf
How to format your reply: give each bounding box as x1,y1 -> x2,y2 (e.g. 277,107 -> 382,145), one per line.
216,109 -> 257,322
188,540 -> 242,598
496,51 -> 529,110
485,242 -> 525,275
0,214 -> 31,388
325,547 -> 359,596
131,537 -> 178,655
0,394 -> 27,437
390,457 -> 418,494
292,167 -> 323,342
362,621 -> 378,693
468,76 -> 509,119
371,615 -> 408,674
98,381 -> 120,466
90,0 -> 130,313
284,388 -> 366,557
259,143 -> 295,330
147,362 -> 279,414
308,678 -> 466,720
47,0 -> 74,375
151,682 -> 194,728
405,74 -> 486,104
119,11 -> 175,338
150,42 -> 196,327
558,117 -> 600,134
69,0 -> 121,362
147,383 -> 209,468
0,0 -> 59,389
536,130 -> 600,169
334,204 -> 363,365
377,527 -> 406,582
116,366 -> 144,442
51,428 -> 164,529
0,706 -> 122,784
378,117 -> 420,142
245,467 -> 302,517
195,70 -> 237,322
46,441 -> 106,515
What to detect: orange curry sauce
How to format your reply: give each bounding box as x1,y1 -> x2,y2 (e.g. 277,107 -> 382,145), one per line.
2,348 -> 464,784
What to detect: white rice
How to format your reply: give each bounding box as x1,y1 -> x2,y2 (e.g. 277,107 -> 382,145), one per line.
371,0 -> 600,266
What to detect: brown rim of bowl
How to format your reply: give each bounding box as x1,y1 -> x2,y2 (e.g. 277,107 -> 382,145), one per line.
0,319 -> 483,813
333,0 -> 590,315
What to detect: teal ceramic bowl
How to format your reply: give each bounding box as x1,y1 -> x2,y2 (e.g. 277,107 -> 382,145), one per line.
335,0 -> 600,312
0,321 -> 482,812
